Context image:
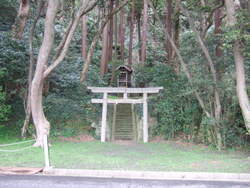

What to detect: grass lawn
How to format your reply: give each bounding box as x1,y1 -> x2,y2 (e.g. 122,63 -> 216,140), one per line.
0,135 -> 250,173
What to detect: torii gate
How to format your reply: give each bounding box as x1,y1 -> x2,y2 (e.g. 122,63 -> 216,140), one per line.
88,87 -> 163,143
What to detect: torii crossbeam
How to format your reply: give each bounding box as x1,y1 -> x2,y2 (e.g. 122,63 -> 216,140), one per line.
88,87 -> 163,143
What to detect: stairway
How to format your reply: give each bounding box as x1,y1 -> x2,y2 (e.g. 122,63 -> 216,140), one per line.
114,104 -> 134,140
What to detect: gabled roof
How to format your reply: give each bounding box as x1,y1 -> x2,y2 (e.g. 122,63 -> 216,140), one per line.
115,65 -> 133,73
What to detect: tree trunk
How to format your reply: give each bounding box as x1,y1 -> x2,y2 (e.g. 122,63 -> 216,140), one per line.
22,0 -> 45,138
13,0 -> 30,39
114,0 -> 119,58
173,0 -> 180,73
107,0 -> 114,63
141,0 -> 148,63
225,0 -> 250,131
128,0 -> 135,65
165,0 -> 173,64
119,6 -> 125,62
100,23 -> 109,76
31,0 -> 59,147
110,0 -> 119,84
81,15 -> 88,61
137,12 -> 142,62
214,3 -> 223,57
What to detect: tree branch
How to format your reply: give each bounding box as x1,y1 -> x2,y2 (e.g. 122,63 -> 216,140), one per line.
43,0 -> 98,78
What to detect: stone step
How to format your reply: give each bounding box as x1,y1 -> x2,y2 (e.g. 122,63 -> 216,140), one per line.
115,121 -> 132,123
115,134 -> 133,137
115,135 -> 133,137
116,117 -> 131,119
114,104 -> 134,140
115,124 -> 133,128
116,115 -> 132,118
115,130 -> 133,133
115,131 -> 133,134
115,126 -> 133,129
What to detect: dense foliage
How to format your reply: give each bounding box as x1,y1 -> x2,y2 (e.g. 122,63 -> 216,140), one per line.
0,0 -> 249,149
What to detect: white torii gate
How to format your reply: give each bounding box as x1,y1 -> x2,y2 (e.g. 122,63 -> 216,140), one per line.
88,87 -> 163,143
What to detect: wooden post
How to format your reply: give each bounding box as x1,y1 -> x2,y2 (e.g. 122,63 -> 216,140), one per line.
123,92 -> 128,99
111,104 -> 117,141
131,104 -> 137,141
43,135 -> 50,169
101,92 -> 108,142
143,93 -> 148,143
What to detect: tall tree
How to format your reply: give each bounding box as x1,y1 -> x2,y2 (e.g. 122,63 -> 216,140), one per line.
165,0 -> 173,64
136,6 -> 142,62
225,0 -> 250,131
128,0 -> 135,65
100,22 -> 109,76
31,0 -> 59,146
22,0 -> 45,137
100,0 -> 115,76
141,0 -> 148,63
107,0 -> 114,63
31,0 -> 98,146
119,4 -> 126,62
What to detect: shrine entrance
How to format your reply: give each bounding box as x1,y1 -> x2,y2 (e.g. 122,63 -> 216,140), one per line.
88,87 -> 163,143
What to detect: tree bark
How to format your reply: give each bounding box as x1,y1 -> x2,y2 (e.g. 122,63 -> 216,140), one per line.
225,0 -> 250,131
165,0 -> 173,64
107,0 -> 114,63
13,0 -> 30,39
31,0 -> 59,147
128,0 -> 135,65
100,23 -> 109,76
214,2 -> 223,57
81,15 -> 88,61
22,0 -> 45,138
141,0 -> 148,63
137,12 -> 142,62
119,6 -> 126,62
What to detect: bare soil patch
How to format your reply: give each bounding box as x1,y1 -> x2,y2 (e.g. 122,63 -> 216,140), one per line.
58,134 -> 95,142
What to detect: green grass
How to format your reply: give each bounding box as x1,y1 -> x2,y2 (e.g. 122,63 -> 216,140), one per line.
0,135 -> 250,173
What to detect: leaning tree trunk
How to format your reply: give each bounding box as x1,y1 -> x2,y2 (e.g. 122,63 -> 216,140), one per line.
31,0 -> 59,147
225,0 -> 250,131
